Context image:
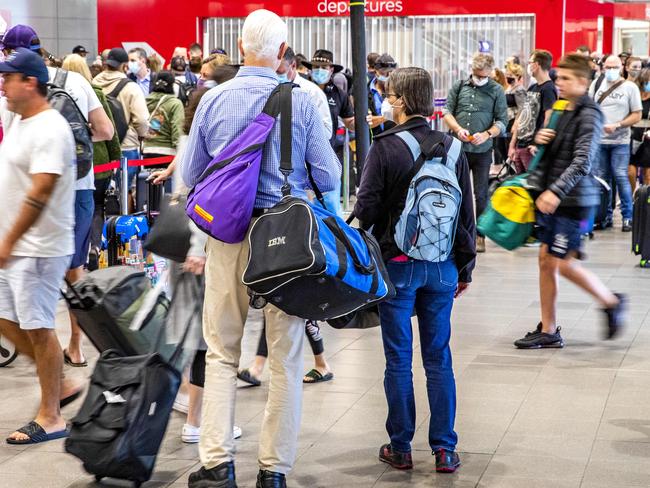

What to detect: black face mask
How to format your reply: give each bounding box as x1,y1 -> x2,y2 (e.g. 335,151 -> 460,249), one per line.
506,77 -> 516,85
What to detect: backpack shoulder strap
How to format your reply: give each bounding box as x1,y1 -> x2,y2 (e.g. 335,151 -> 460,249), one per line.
446,137 -> 462,169
52,68 -> 68,89
109,78 -> 131,98
395,131 -> 421,163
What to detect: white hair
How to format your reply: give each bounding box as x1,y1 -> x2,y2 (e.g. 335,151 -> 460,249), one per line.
241,9 -> 287,60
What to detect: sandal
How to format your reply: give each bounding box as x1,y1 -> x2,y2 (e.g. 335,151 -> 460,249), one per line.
303,369 -> 334,384
6,421 -> 69,445
237,369 -> 261,387
63,349 -> 87,368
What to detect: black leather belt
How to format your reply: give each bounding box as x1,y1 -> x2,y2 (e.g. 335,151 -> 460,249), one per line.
251,208 -> 268,218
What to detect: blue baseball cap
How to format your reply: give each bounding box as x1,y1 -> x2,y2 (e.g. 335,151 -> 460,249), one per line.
0,47 -> 49,84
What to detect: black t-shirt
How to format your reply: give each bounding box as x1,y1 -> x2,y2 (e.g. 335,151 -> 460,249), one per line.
632,98 -> 650,142
322,81 -> 353,146
517,80 -> 558,147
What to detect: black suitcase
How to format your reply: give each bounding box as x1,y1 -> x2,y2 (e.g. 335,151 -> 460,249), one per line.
65,350 -> 181,487
136,170 -> 165,214
593,176 -> 612,230
63,267 -> 169,356
632,185 -> 650,266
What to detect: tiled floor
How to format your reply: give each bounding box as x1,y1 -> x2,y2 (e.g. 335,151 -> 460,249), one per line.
1,225 -> 650,488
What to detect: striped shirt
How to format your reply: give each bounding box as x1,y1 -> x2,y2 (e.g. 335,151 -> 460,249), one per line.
180,66 -> 341,208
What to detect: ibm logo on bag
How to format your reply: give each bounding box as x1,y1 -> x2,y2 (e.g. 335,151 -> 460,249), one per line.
268,236 -> 286,247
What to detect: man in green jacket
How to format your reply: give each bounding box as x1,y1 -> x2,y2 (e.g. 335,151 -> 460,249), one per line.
444,53 -> 508,253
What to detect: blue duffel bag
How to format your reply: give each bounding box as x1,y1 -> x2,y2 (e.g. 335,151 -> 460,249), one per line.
242,195 -> 395,321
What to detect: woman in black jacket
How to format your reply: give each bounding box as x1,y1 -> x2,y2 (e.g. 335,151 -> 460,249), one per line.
354,67 -> 476,475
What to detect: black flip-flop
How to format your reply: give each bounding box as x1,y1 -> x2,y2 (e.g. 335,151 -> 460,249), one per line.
6,421 -> 69,445
63,349 -> 87,368
237,369 -> 261,387
303,369 -> 334,384
60,390 -> 83,409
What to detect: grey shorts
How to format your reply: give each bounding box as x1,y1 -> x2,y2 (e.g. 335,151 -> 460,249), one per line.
0,255 -> 71,330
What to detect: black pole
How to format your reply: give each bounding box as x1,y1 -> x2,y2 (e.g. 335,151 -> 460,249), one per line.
349,0 -> 370,175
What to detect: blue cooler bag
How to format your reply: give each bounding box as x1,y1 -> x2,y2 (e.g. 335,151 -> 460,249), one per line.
242,196 -> 395,321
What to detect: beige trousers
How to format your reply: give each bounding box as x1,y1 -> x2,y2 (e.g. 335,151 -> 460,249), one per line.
199,234 -> 305,475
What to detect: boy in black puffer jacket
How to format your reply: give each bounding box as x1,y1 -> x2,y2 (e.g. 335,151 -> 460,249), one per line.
514,54 -> 627,349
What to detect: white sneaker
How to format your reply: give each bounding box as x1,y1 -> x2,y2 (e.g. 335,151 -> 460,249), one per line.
181,424 -> 243,444
173,392 -> 189,414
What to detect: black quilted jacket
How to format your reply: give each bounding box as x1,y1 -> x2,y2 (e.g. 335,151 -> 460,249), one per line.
528,94 -> 603,208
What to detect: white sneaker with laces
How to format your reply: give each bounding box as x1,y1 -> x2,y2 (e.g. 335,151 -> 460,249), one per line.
181,424 -> 243,443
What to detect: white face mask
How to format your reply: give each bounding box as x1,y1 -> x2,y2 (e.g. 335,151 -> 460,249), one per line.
605,68 -> 621,82
472,76 -> 489,87
381,98 -> 394,122
527,64 -> 535,77
127,61 -> 140,75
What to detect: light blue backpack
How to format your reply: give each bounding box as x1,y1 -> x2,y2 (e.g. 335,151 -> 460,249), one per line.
393,131 -> 463,262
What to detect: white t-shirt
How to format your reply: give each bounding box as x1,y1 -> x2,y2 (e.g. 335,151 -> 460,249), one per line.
0,109 -> 76,257
48,67 -> 103,190
589,78 -> 643,145
293,74 -> 334,139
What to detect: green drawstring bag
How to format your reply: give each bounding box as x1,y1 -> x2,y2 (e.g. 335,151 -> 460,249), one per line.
478,100 -> 569,250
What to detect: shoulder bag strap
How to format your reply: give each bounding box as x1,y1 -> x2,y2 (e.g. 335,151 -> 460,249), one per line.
278,83 -> 293,196
148,95 -> 169,122
596,79 -> 625,105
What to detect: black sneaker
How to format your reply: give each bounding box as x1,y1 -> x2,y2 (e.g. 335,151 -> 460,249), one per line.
514,323 -> 564,349
188,462 -> 237,488
434,449 -> 461,473
379,444 -> 413,470
603,293 -> 627,339
256,470 -> 286,488
622,220 -> 632,232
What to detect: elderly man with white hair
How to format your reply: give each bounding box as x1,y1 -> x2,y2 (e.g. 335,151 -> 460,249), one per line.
181,9 -> 340,488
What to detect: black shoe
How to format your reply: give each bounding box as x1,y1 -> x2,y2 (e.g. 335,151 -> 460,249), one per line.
188,462 -> 237,488
434,449 -> 461,473
256,470 -> 286,488
378,443 -> 413,470
622,219 -> 632,232
514,323 -> 564,349
87,248 -> 99,272
604,293 -> 627,339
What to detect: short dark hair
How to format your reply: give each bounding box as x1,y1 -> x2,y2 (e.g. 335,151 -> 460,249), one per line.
576,45 -> 590,53
367,52 -> 380,68
558,53 -> 591,79
530,49 -> 553,71
283,46 -> 296,64
22,75 -> 48,97
128,47 -> 147,61
189,43 -> 202,52
388,67 -> 433,117
295,53 -> 307,69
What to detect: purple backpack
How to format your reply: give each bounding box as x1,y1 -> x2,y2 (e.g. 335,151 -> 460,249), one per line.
186,83 -> 293,243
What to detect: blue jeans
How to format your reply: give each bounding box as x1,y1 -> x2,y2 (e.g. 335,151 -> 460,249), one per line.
379,259 -> 458,453
118,149 -> 140,192
596,144 -> 632,220
70,190 -> 95,269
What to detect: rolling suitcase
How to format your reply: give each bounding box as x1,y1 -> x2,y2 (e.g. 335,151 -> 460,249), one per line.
632,185 -> 650,267
136,170 -> 165,214
593,176 -> 612,231
63,267 -> 169,356
102,215 -> 150,266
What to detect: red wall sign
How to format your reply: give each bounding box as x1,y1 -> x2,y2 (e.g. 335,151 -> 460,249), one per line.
96,0 -> 643,71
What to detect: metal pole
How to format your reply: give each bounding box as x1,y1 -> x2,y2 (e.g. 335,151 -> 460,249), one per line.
120,156 -> 129,215
342,128 -> 350,213
350,0 -> 370,177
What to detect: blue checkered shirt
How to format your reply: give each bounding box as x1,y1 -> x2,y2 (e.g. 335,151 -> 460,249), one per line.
180,66 -> 341,208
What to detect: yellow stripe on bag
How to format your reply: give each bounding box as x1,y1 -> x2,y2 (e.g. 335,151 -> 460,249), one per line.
491,186 -> 536,224
194,204 -> 214,223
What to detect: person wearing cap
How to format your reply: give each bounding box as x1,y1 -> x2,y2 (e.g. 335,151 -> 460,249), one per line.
303,49 -> 354,216
128,47 -> 157,96
368,53 -> 398,137
0,48 -> 79,445
143,70 -> 185,158
93,47 -> 150,191
72,45 -> 88,58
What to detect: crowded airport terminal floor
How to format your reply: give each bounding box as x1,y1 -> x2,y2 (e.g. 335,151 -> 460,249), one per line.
1,226 -> 649,488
